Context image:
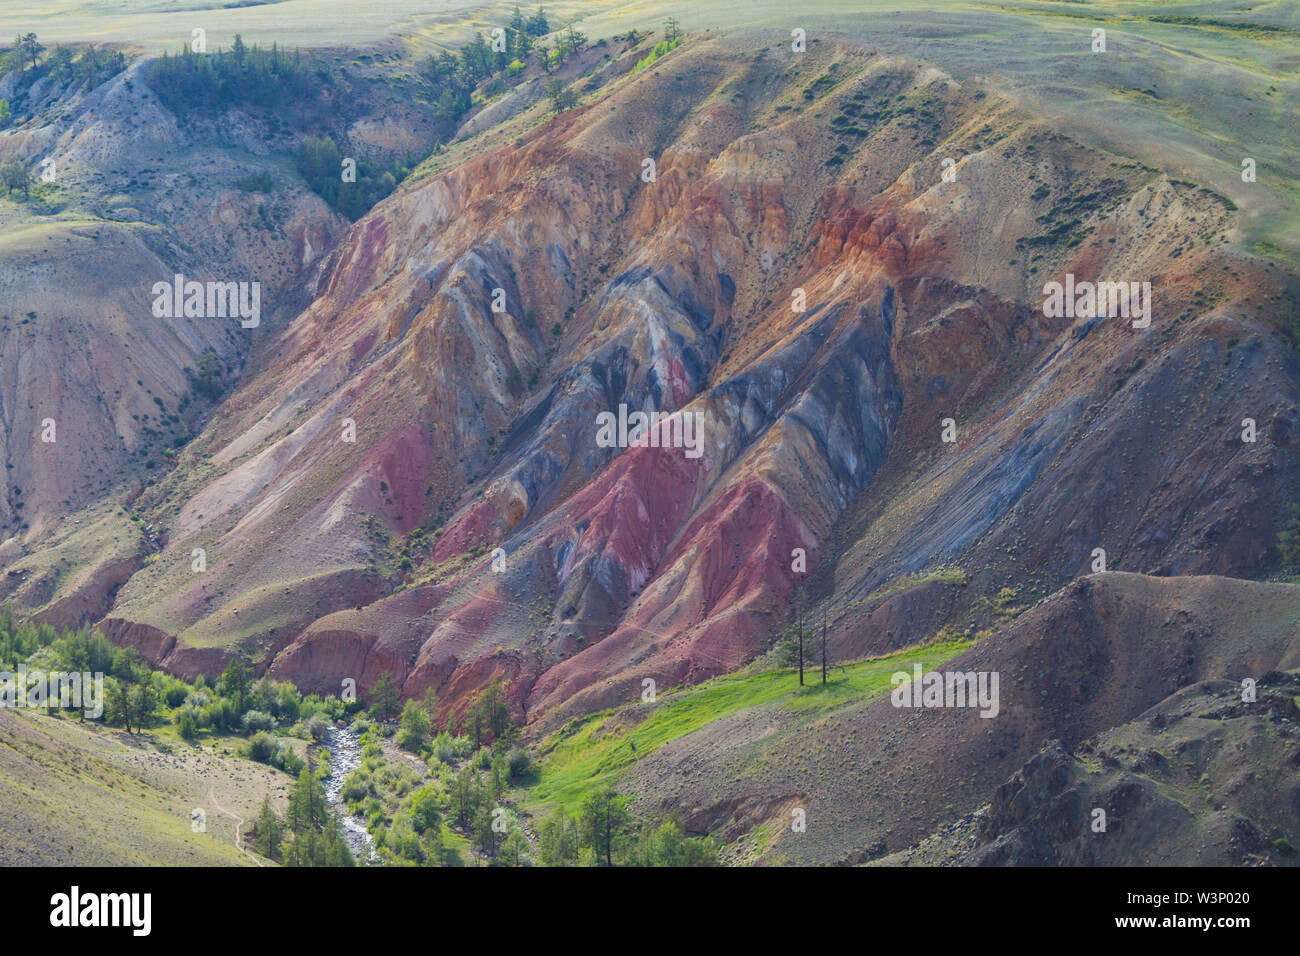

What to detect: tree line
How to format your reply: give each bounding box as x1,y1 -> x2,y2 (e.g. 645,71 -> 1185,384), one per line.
0,34 -> 128,131
148,36 -> 323,114
418,6 -> 588,124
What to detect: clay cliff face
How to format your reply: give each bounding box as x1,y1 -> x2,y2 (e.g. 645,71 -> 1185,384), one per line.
10,35 -> 1299,735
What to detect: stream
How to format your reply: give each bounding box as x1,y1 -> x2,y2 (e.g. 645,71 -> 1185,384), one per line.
323,724 -> 378,865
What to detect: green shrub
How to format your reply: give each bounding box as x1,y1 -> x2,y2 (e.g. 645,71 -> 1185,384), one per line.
248,730 -> 276,763
508,746 -> 531,779
241,710 -> 276,733
176,707 -> 198,741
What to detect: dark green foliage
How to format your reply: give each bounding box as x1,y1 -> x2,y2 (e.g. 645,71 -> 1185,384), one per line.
472,803 -> 500,859
367,671 -> 401,721
398,697 -> 431,750
176,707 -> 198,741
247,730 -> 276,762
255,796 -> 283,861
283,768 -> 354,866
187,349 -> 224,400
499,827 -> 530,865
417,7 -> 547,126
537,797 -> 717,866
235,169 -> 273,193
546,77 -> 576,113
409,785 -> 441,833
294,134 -> 408,220
463,678 -> 512,748
507,746 -> 531,779
526,7 -> 551,36
580,787 -> 631,866
219,655 -> 253,714
18,33 -> 43,70
538,809 -> 581,865
148,39 -> 323,114
450,763 -> 485,828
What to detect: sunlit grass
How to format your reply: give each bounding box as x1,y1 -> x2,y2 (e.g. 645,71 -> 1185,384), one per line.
529,639 -> 971,815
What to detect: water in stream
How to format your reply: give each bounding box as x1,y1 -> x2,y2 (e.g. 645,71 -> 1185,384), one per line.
323,724 -> 378,865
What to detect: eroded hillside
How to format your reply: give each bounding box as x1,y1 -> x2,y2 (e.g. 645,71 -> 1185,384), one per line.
9,33 -> 1297,715
3,22 -> 1298,866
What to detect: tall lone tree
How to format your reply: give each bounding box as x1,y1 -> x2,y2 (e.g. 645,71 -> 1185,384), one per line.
821,618 -> 827,684
18,33 -> 43,70
580,788 -> 630,866
368,671 -> 401,721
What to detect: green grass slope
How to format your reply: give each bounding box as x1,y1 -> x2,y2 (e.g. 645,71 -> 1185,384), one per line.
528,640 -> 972,817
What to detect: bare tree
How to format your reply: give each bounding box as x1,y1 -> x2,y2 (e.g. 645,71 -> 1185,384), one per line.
821,618 -> 827,684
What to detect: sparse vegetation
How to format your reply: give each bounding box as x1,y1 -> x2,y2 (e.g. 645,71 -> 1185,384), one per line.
1278,503 -> 1300,567
632,32 -> 682,73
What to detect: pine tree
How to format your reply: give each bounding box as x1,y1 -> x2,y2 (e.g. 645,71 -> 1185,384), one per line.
500,828 -> 529,866
107,678 -> 132,734
323,813 -> 355,866
451,764 -> 479,826
538,809 -> 579,865
18,33 -> 43,70
283,769 -> 354,867
422,824 -> 448,866
255,796 -> 282,861
580,788 -> 630,866
399,698 -> 431,750
466,695 -> 485,749
220,655 -> 253,714
369,671 -> 401,721
288,766 -> 324,835
130,680 -> 158,731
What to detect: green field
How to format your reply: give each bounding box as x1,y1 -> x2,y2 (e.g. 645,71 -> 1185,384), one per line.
528,640 -> 973,815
